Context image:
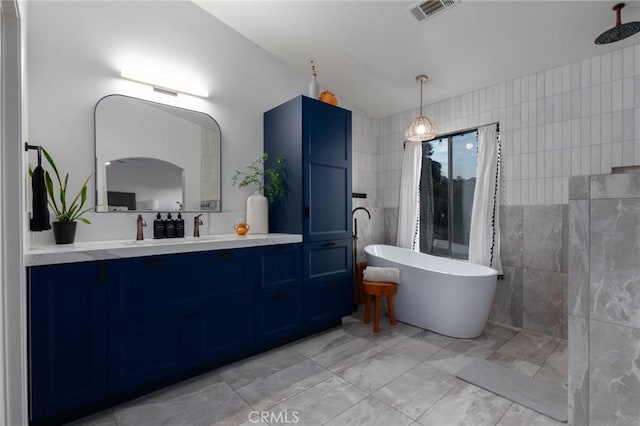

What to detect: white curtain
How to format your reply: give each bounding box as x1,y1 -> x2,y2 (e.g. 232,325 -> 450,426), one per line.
397,141 -> 422,251
469,124 -> 503,274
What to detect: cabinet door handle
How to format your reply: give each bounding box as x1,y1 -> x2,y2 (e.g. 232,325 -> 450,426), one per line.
325,281 -> 337,289
274,292 -> 287,301
218,251 -> 233,259
273,246 -> 287,252
323,241 -> 336,247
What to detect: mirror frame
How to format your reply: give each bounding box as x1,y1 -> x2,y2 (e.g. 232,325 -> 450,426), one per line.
94,94 -> 222,213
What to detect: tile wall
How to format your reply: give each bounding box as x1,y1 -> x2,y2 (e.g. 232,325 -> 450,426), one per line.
355,42 -> 640,334
568,173 -> 640,425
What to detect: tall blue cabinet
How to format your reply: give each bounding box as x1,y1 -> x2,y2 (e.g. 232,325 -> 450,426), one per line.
264,95 -> 353,330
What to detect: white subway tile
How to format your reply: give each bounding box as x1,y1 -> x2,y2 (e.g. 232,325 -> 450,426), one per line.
562,64 -> 571,93
623,77 -> 635,110
611,142 -> 623,166
636,108 -> 640,140
521,180 -> 529,205
544,97 -> 553,124
636,44 -> 640,76
623,108 -> 635,141
545,150 -> 554,178
537,99 -> 545,125
590,85 -> 601,116
612,49 -> 623,81
537,151 -> 545,178
572,63 -> 582,91
581,58 -> 591,88
571,90 -> 581,118
529,126 -> 538,153
562,148 -> 571,177
623,140 -> 635,166
521,76 -> 529,103
536,178 -> 545,204
602,112 -> 612,144
553,149 -> 562,177
530,153 -> 538,179
562,121 -> 572,149
545,69 -> 553,97
591,56 -> 601,85
513,179 -> 521,205
571,147 -> 581,175
572,118 -> 581,148
562,177 -> 569,204
552,94 -> 561,123
623,46 -> 635,78
544,178 -> 554,204
612,111 -> 623,142
590,145 -> 600,174
521,154 -> 529,179
529,179 -> 536,205
545,124 -> 554,151
635,76 -> 640,107
528,74 -> 537,100
562,92 -> 571,120
529,100 -> 537,126
591,117 -> 601,145
553,177 -> 562,204
612,79 -> 623,112
580,146 -> 591,175
554,67 -> 562,95
601,144 -> 612,174
521,102 -> 529,128
581,118 -> 591,147
601,81 -> 612,114
601,52 -> 612,83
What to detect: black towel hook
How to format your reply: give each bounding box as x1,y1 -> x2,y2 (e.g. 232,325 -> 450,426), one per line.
25,142 -> 43,166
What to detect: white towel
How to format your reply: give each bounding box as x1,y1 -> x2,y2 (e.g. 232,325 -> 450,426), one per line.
363,266 -> 400,283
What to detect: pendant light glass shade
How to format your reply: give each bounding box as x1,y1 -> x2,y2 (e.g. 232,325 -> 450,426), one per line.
406,74 -> 437,142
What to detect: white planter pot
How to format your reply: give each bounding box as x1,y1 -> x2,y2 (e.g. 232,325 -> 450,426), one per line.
246,191 -> 268,234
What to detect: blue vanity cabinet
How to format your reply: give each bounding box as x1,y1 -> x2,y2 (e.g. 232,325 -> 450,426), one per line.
254,244 -> 303,349
303,239 -> 353,330
107,249 -> 255,394
28,262 -> 107,421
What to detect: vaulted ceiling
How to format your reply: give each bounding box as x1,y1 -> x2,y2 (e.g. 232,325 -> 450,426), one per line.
196,1 -> 640,118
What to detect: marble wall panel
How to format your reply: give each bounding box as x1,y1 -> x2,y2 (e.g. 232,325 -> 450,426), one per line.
568,199 -> 590,318
490,266 -> 523,328
383,208 -> 398,246
590,199 -> 640,328
523,205 -> 564,272
589,320 -> 640,426
569,176 -> 590,200
500,206 -> 523,267
523,269 -> 564,337
568,315 -> 589,426
590,173 -> 640,199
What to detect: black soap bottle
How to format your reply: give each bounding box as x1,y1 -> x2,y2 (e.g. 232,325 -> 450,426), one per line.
175,212 -> 185,238
153,213 -> 165,239
165,212 -> 176,238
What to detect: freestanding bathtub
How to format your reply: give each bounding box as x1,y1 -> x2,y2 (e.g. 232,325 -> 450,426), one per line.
364,244 -> 498,338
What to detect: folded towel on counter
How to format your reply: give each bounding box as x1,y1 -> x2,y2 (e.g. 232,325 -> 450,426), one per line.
363,266 -> 400,283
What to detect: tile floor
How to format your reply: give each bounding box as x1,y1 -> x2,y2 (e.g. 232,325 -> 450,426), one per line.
68,311 -> 568,426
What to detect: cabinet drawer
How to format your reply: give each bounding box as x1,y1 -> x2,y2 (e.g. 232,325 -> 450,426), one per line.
255,244 -> 302,294
255,288 -> 303,349
108,249 -> 254,323
304,239 -> 352,285
303,278 -> 352,330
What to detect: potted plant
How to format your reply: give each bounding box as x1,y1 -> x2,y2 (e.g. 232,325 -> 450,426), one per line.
39,148 -> 93,244
232,152 -> 287,234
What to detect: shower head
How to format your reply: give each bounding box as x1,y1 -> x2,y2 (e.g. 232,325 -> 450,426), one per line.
595,3 -> 640,45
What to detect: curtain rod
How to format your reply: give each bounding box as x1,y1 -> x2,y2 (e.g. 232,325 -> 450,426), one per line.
403,121 -> 500,149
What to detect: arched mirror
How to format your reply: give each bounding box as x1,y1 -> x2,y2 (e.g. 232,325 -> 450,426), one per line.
95,95 -> 221,212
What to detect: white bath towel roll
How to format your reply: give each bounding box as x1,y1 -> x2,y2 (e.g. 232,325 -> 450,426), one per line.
363,266 -> 400,283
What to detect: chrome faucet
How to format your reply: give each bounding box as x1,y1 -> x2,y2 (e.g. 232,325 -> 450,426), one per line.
136,214 -> 147,240
193,214 -> 203,237
352,207 -> 371,239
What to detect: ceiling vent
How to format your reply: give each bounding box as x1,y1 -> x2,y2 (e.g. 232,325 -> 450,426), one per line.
408,0 -> 458,23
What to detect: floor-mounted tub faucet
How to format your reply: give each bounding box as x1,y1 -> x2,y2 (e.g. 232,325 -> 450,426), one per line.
352,207 -> 371,240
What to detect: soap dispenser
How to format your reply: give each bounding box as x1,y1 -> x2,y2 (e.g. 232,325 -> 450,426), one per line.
153,213 -> 165,239
165,212 -> 176,238
175,212 -> 185,238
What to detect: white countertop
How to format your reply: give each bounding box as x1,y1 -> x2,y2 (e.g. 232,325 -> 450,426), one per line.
25,233 -> 303,266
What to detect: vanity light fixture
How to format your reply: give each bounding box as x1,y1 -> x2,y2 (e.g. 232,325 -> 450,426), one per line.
120,68 -> 209,98
405,74 -> 437,142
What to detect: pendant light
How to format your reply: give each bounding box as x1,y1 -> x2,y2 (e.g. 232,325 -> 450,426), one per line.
406,74 -> 437,142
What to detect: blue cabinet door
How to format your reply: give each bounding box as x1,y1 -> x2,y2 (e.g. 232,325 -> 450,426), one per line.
303,97 -> 352,242
29,262 -> 107,421
303,279 -> 352,331
254,244 -> 302,348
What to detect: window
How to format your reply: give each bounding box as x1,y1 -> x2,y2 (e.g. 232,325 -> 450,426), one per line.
419,129 -> 478,259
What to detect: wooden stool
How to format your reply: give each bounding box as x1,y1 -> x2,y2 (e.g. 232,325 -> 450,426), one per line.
362,280 -> 397,333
